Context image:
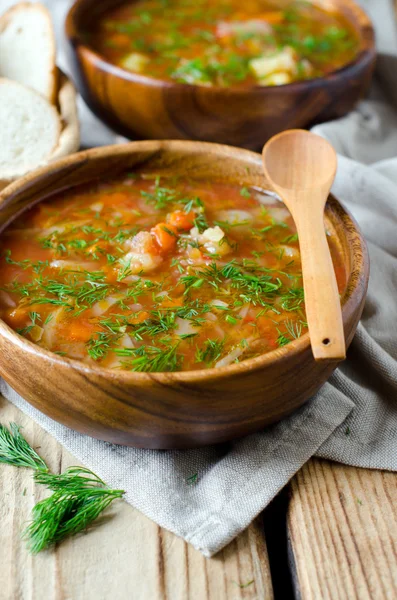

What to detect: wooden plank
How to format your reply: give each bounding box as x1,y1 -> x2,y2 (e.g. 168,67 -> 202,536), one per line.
0,395 -> 273,600
288,458 -> 397,600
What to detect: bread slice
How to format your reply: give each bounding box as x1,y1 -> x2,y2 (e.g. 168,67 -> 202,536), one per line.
0,2 -> 57,103
0,78 -> 60,183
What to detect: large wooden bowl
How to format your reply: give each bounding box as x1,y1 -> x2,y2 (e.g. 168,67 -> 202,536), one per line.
65,0 -> 375,149
0,141 -> 369,448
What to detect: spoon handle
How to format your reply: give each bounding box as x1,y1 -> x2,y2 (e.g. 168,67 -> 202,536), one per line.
293,197 -> 346,361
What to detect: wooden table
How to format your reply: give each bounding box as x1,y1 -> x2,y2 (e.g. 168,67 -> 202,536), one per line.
1,394 -> 396,600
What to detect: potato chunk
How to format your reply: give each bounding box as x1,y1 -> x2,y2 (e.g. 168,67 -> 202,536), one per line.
120,52 -> 149,73
249,47 -> 297,81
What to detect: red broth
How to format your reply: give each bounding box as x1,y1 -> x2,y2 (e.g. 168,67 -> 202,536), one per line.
89,0 -> 359,87
0,175 -> 346,372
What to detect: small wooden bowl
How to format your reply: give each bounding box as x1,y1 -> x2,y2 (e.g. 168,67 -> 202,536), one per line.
65,0 -> 375,150
0,141 -> 369,448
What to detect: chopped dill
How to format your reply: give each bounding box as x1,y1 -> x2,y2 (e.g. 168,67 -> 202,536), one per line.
240,187 -> 251,198
196,338 -> 225,365
115,342 -> 182,372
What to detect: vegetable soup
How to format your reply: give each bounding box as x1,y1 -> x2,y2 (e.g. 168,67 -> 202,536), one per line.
89,0 -> 359,87
0,174 -> 346,372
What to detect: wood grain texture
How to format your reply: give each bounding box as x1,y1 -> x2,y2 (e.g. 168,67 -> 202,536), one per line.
0,141 -> 369,448
288,459 -> 397,600
262,130 -> 345,361
0,394 -> 273,600
65,0 -> 375,149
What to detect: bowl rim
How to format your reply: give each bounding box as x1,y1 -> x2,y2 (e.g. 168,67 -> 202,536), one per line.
65,0 -> 376,94
0,140 -> 369,384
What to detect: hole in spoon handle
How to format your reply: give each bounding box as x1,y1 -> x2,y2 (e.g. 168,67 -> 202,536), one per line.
312,334 -> 346,361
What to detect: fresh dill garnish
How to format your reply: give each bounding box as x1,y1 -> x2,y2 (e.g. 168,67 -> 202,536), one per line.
182,196 -> 203,214
240,187 -> 251,198
115,342 -> 182,372
131,311 -> 176,340
23,271 -> 112,314
196,338 -> 224,365
276,320 -> 303,347
140,178 -> 178,210
117,257 -> 132,282
0,423 -> 48,471
24,467 -> 124,554
86,332 -> 116,361
181,275 -> 205,295
279,287 -> 304,312
0,423 -> 124,553
282,233 -> 299,243
193,212 -> 209,233
3,251 -> 49,274
225,314 -> 240,325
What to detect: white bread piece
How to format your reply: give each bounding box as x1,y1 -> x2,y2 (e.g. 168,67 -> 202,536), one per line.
0,2 -> 57,103
0,78 -> 61,183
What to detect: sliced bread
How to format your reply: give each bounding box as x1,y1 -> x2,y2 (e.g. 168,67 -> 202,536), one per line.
0,78 -> 60,182
0,2 -> 57,103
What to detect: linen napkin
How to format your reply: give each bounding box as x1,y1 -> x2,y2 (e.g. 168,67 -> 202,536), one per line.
1,0 -> 397,557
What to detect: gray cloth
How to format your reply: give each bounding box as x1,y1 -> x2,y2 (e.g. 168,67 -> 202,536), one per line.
1,0 -> 397,557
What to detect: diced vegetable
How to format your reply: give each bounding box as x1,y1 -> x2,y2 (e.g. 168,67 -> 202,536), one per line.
249,47 -> 298,80
120,52 -> 149,73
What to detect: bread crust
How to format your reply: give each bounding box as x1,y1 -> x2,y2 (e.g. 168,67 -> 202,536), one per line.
51,70 -> 80,160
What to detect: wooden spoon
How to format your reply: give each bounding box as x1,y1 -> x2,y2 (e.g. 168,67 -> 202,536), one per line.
262,129 -> 346,361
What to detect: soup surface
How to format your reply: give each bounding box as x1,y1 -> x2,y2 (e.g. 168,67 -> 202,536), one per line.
0,174 -> 346,372
89,0 -> 359,87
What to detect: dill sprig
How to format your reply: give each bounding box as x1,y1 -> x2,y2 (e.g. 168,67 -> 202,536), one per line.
0,423 -> 48,471
0,423 -> 124,553
195,338 -> 225,365
24,467 -> 124,554
115,341 -> 182,372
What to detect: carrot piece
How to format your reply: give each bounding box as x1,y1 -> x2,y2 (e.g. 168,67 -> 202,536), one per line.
151,223 -> 179,253
108,33 -> 131,47
5,306 -> 30,328
261,11 -> 284,24
129,311 -> 149,324
160,297 -> 184,308
68,320 -> 93,342
168,210 -> 195,231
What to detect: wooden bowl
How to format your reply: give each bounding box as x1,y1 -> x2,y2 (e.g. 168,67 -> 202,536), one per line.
65,0 -> 375,150
0,141 -> 369,448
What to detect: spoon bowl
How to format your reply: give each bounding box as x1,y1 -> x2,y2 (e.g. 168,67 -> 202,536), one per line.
262,129 -> 337,191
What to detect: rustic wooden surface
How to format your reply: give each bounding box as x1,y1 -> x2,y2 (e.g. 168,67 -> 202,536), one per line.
288,459 -> 397,600
0,394 -> 273,600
